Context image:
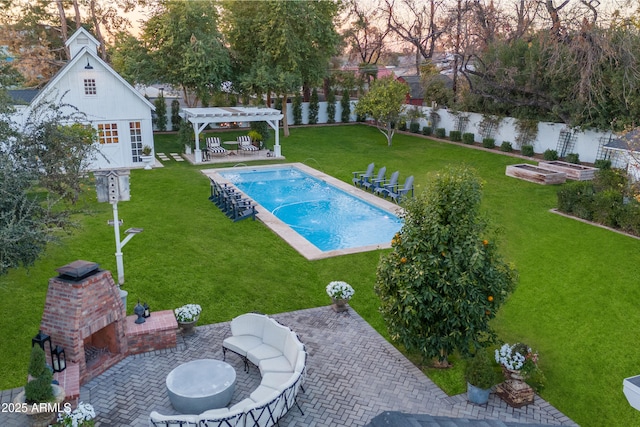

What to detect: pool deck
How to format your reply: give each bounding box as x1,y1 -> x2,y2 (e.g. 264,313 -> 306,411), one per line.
201,163 -> 404,260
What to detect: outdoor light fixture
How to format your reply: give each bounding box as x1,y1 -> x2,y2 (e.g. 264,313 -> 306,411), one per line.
143,302 -> 150,318
84,60 -> 93,70
134,300 -> 146,324
51,345 -> 66,373
32,330 -> 53,354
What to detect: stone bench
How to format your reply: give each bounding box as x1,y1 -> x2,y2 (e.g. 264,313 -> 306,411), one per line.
149,313 -> 306,427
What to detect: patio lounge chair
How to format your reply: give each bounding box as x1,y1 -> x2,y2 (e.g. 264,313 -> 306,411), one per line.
206,137 -> 228,157
374,170 -> 399,197
362,166 -> 386,192
352,163 -> 375,187
387,175 -> 414,203
238,136 -> 258,153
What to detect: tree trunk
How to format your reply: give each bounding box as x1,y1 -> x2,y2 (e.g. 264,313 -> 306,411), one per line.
55,0 -> 69,59
282,94 -> 289,137
89,0 -> 108,60
72,0 -> 82,30
386,121 -> 393,146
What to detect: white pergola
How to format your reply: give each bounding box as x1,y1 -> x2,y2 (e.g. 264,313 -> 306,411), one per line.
181,107 -> 284,164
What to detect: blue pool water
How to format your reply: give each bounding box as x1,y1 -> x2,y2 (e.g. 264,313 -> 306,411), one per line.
219,166 -> 402,252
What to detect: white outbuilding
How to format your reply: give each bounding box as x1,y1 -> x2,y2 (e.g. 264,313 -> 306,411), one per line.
12,28 -> 155,170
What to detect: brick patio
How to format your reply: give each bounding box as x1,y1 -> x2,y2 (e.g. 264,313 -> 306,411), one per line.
0,306 -> 578,426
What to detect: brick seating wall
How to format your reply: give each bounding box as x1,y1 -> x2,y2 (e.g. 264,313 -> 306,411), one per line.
126,310 -> 178,355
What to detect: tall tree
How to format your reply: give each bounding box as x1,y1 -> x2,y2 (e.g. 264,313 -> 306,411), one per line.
222,0 -> 341,136
375,166 -> 517,366
354,76 -> 407,146
136,0 -> 231,107
343,0 -> 390,66
384,0 -> 447,74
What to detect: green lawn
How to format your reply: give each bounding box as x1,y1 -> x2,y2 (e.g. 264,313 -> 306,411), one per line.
1,125 -> 639,426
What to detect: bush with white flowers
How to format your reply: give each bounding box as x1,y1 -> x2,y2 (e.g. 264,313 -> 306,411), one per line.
57,401 -> 96,427
495,343 -> 528,370
174,304 -> 202,322
326,281 -> 355,300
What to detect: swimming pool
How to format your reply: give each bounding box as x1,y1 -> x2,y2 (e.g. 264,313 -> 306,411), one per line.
203,164 -> 403,260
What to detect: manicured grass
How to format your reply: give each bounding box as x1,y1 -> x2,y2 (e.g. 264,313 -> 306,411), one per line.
1,125 -> 639,426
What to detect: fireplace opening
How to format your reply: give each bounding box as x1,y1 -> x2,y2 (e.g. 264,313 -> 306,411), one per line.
83,323 -> 118,369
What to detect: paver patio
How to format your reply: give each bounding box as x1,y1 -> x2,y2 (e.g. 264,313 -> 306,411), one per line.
0,306 -> 578,426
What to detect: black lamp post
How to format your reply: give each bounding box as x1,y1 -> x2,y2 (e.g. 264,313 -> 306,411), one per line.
134,300 -> 146,324
51,345 -> 66,373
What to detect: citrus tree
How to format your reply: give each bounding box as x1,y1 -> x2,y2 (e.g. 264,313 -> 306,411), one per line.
375,165 -> 517,366
354,76 -> 407,146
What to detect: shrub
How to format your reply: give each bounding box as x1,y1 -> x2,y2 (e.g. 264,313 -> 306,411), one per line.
593,169 -> 627,193
543,149 -> 558,161
171,100 -> 182,131
309,88 -> 319,124
565,153 -> 580,164
398,120 -> 407,131
410,122 -> 421,133
465,350 -> 500,389
292,93 -> 302,125
557,181 -> 595,219
521,144 -> 534,157
449,130 -> 462,142
594,159 -> 611,170
500,141 -> 513,152
25,346 -> 54,403
462,133 -> 475,144
591,189 -> 623,227
326,88 -> 336,124
422,126 -> 433,136
435,128 -> 446,138
618,201 -> 640,236
341,89 -> 351,123
482,138 -> 495,149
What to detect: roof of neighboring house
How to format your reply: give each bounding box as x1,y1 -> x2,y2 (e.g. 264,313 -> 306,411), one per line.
605,128 -> 640,153
7,89 -> 40,104
398,75 -> 424,99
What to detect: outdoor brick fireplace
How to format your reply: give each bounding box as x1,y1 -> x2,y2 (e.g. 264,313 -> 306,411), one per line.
40,260 -> 128,384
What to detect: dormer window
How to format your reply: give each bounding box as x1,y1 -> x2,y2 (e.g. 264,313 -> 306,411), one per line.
84,78 -> 96,95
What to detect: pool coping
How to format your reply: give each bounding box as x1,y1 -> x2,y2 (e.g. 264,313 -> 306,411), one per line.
201,163 -> 404,260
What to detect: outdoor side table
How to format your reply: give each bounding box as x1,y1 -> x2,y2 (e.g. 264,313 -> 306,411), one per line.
166,359 -> 236,414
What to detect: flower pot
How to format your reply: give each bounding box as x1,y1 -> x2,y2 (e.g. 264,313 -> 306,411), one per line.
467,382 -> 491,405
331,297 -> 349,313
13,384 -> 65,427
178,317 -> 199,335
140,155 -> 154,170
502,366 -> 525,381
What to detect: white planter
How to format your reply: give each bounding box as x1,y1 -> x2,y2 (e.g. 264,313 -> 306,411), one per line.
623,375 -> 640,411
140,155 -> 154,170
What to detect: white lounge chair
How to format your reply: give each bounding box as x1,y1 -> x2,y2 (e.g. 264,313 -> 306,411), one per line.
238,136 -> 258,153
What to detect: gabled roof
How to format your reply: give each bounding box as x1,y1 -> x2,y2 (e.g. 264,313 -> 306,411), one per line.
65,27 -> 100,49
28,43 -> 154,112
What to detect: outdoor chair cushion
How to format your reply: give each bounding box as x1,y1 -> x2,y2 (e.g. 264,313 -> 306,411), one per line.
259,372 -> 296,390
250,385 -> 280,403
230,313 -> 267,337
223,335 -> 263,357
199,407 -> 244,427
258,334 -> 301,373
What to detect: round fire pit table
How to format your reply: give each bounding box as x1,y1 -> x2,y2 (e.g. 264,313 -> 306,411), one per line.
166,359 -> 236,414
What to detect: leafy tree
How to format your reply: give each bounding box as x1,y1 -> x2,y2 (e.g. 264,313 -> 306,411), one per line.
375,166 -> 517,366
18,92 -> 98,203
132,0 -> 231,107
292,92 -> 302,125
340,88 -> 351,123
154,93 -> 167,132
222,0 -> 341,136
326,87 -> 336,124
309,88 -> 319,125
354,76 -> 408,146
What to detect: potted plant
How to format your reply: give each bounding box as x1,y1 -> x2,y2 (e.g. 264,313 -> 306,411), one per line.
14,346 -> 66,426
56,401 -> 96,426
140,145 -> 154,169
174,304 -> 202,335
465,350 -> 500,405
247,130 -> 263,149
494,342 -> 545,407
326,281 -> 355,312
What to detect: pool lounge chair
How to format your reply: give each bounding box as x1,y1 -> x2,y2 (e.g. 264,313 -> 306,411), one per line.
352,163 -> 375,187
238,136 -> 258,153
362,166 -> 386,192
206,137 -> 228,157
387,175 -> 414,203
374,170 -> 399,197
